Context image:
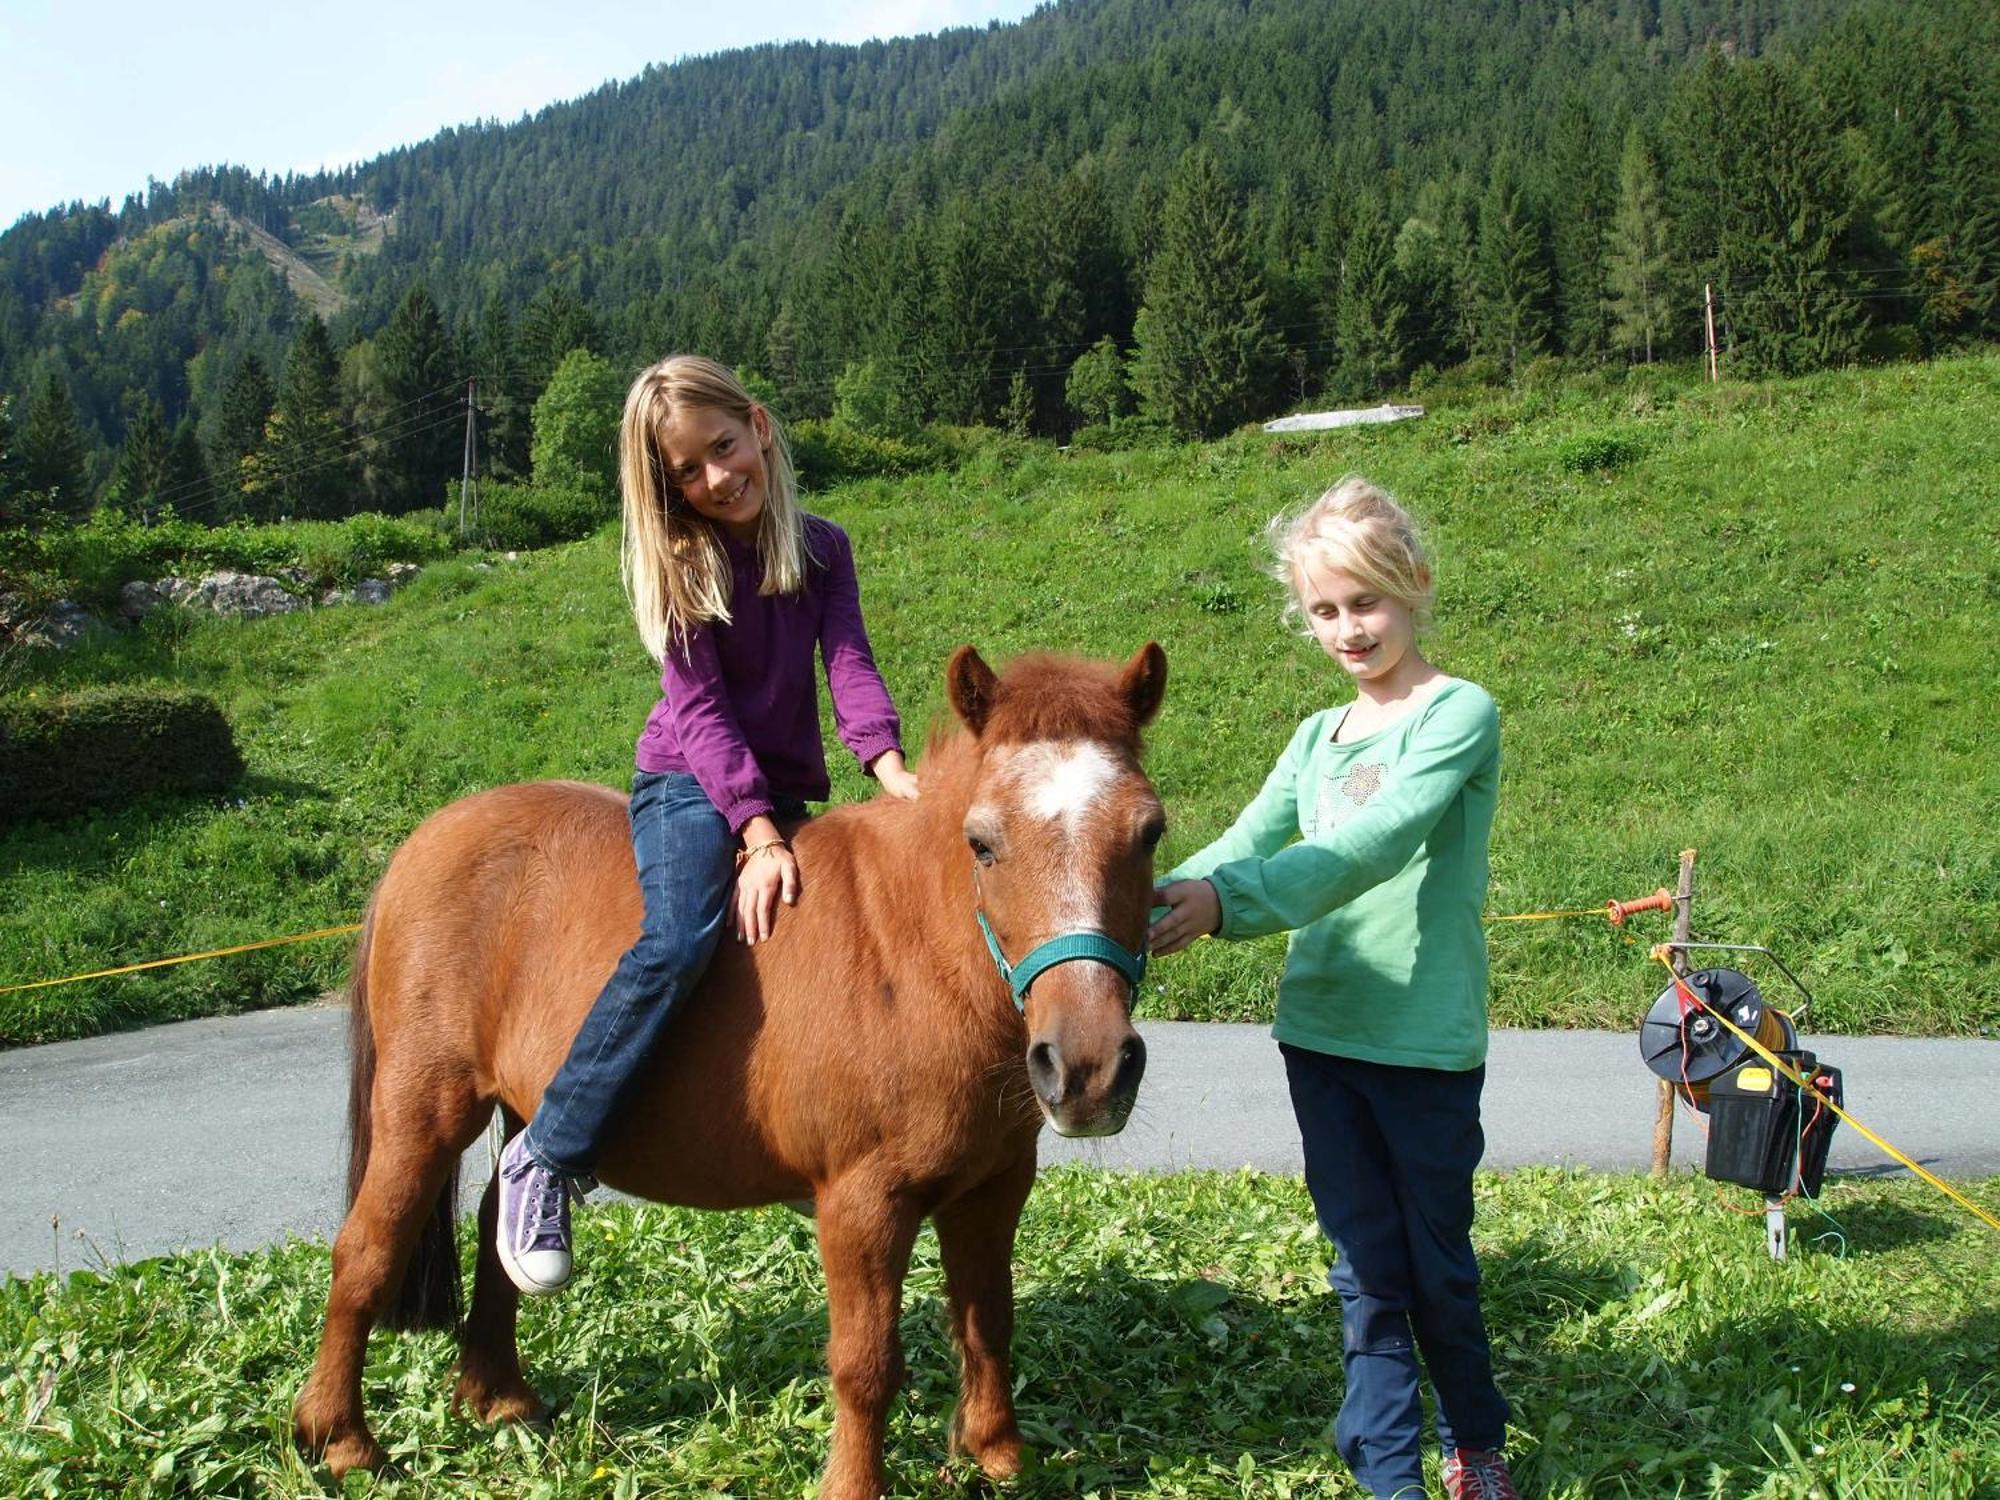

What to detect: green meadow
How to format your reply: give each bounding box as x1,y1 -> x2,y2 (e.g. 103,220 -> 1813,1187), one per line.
4,1168 -> 1995,1497
3,353 -> 1996,1045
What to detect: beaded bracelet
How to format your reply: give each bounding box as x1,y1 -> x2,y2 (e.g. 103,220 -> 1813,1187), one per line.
736,837 -> 791,870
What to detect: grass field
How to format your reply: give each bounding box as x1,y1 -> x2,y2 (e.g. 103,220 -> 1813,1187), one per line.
3,1167 -> 1995,1497
3,353 -> 1997,1045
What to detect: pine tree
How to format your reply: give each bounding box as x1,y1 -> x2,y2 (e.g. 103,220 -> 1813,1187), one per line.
1025,164 -> 1128,432
764,300 -> 810,418
1712,60 -> 1866,376
925,199 -> 1002,427
1604,127 -> 1673,363
1547,91 -> 1614,356
1130,148 -> 1282,440
1921,95 -> 2000,342
1002,368 -> 1034,438
877,231 -> 938,430
107,397 -> 172,522
1333,192 -> 1408,398
471,294 -> 530,481
163,419 -> 210,517
20,372 -> 92,524
519,285 -> 599,407
375,283 -> 460,513
210,351 -> 275,518
1476,155 -> 1551,376
246,314 -> 349,521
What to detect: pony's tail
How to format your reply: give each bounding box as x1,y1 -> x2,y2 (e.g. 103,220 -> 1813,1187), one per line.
343,895 -> 463,1335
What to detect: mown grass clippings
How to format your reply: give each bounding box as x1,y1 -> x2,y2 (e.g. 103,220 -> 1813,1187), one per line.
2,1168 -> 1996,1496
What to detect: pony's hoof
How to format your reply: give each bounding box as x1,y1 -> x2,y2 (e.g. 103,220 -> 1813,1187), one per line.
949,1420 -> 1026,1480
294,1392 -> 389,1478
453,1369 -> 549,1426
974,1439 -> 1025,1481
317,1430 -> 389,1478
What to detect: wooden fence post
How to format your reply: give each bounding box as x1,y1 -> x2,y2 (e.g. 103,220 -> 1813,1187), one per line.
1650,848 -> 1698,1177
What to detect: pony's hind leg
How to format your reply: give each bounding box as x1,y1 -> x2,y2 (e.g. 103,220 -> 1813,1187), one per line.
293,1070 -> 487,1478
933,1152 -> 1034,1480
453,1115 -> 546,1425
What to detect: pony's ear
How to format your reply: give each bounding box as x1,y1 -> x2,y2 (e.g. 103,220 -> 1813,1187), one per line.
1119,642 -> 1168,728
948,645 -> 1000,736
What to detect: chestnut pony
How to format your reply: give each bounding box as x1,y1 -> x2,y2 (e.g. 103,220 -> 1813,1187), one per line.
294,643 -> 1167,1498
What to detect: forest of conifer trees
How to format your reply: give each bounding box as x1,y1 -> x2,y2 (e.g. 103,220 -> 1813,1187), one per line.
0,0 -> 1994,532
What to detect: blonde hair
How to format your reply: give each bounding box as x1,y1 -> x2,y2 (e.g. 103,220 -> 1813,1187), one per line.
1267,474 -> 1435,630
619,354 -> 811,662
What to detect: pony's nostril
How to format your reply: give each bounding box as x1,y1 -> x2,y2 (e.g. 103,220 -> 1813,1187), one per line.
1113,1034 -> 1147,1095
1027,1040 -> 1063,1103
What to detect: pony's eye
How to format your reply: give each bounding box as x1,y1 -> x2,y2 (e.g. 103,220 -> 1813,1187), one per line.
968,837 -> 995,866
1141,820 -> 1166,851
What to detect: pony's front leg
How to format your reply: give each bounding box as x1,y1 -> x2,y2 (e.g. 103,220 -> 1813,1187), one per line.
933,1151 -> 1033,1479
814,1171 -> 924,1500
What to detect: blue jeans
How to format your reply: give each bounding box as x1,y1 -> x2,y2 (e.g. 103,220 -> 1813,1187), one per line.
523,771 -> 805,1180
1282,1044 -> 1510,1498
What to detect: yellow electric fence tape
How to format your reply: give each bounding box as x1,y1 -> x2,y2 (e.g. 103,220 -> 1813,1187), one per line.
0,925 -> 363,996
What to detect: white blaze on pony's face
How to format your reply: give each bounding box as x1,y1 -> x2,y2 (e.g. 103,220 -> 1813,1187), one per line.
968,740 -> 1128,929
1019,740 -> 1121,831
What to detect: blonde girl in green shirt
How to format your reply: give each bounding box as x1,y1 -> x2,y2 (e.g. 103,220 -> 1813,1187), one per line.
1150,476 -> 1517,1500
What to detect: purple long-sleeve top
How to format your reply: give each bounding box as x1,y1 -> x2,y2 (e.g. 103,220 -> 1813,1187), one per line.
634,516 -> 903,834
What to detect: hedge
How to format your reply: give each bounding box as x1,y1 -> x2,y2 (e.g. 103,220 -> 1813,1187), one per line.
0,686 -> 243,828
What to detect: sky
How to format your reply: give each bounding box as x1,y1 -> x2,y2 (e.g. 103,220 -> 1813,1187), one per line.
1,0 -> 1047,227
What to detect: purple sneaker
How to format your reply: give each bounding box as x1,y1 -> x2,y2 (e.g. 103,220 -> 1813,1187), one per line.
497,1133 -> 580,1295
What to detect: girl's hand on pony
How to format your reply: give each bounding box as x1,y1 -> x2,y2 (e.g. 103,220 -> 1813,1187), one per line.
871,749 -> 920,801
1149,879 -> 1221,956
735,828 -> 801,944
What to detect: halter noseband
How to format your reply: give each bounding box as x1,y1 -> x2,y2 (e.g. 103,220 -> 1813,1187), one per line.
975,908 -> 1149,1014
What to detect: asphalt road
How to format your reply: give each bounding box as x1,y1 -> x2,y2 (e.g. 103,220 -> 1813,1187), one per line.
5,1006 -> 1995,1277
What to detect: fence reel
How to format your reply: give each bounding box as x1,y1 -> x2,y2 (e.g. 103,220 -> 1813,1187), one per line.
1638,967 -> 1795,1111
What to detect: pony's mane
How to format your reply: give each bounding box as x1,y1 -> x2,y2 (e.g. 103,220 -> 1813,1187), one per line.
984,653 -> 1146,744
919,652 -> 1146,794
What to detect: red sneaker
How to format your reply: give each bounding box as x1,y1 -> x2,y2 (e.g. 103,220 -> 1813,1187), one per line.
1443,1448 -> 1520,1500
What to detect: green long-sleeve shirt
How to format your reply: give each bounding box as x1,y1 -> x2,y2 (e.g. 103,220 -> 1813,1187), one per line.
1168,678 -> 1500,1071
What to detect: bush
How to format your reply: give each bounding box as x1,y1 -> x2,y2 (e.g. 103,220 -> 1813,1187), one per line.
1068,415 -> 1172,453
33,508 -> 455,604
0,686 -> 243,828
39,510 -> 209,606
1555,428 -> 1648,474
830,359 -> 921,440
1405,356 -> 1506,404
789,419 -> 946,489
265,513 -> 456,587
476,475 -> 615,550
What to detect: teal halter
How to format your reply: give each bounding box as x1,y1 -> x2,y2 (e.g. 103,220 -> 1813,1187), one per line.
975,908 -> 1149,1014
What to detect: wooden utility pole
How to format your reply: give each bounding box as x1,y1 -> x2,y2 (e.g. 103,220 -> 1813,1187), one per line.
459,378 -> 477,537
1650,848 -> 1698,1177
1704,284 -> 1720,382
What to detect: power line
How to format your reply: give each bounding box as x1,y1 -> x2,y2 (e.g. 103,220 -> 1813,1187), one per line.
148,407 -> 468,524
141,373 -> 472,514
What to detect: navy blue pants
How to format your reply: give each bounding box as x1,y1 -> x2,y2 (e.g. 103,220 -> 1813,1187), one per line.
1282,1043 -> 1510,1498
524,770 -> 805,1179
